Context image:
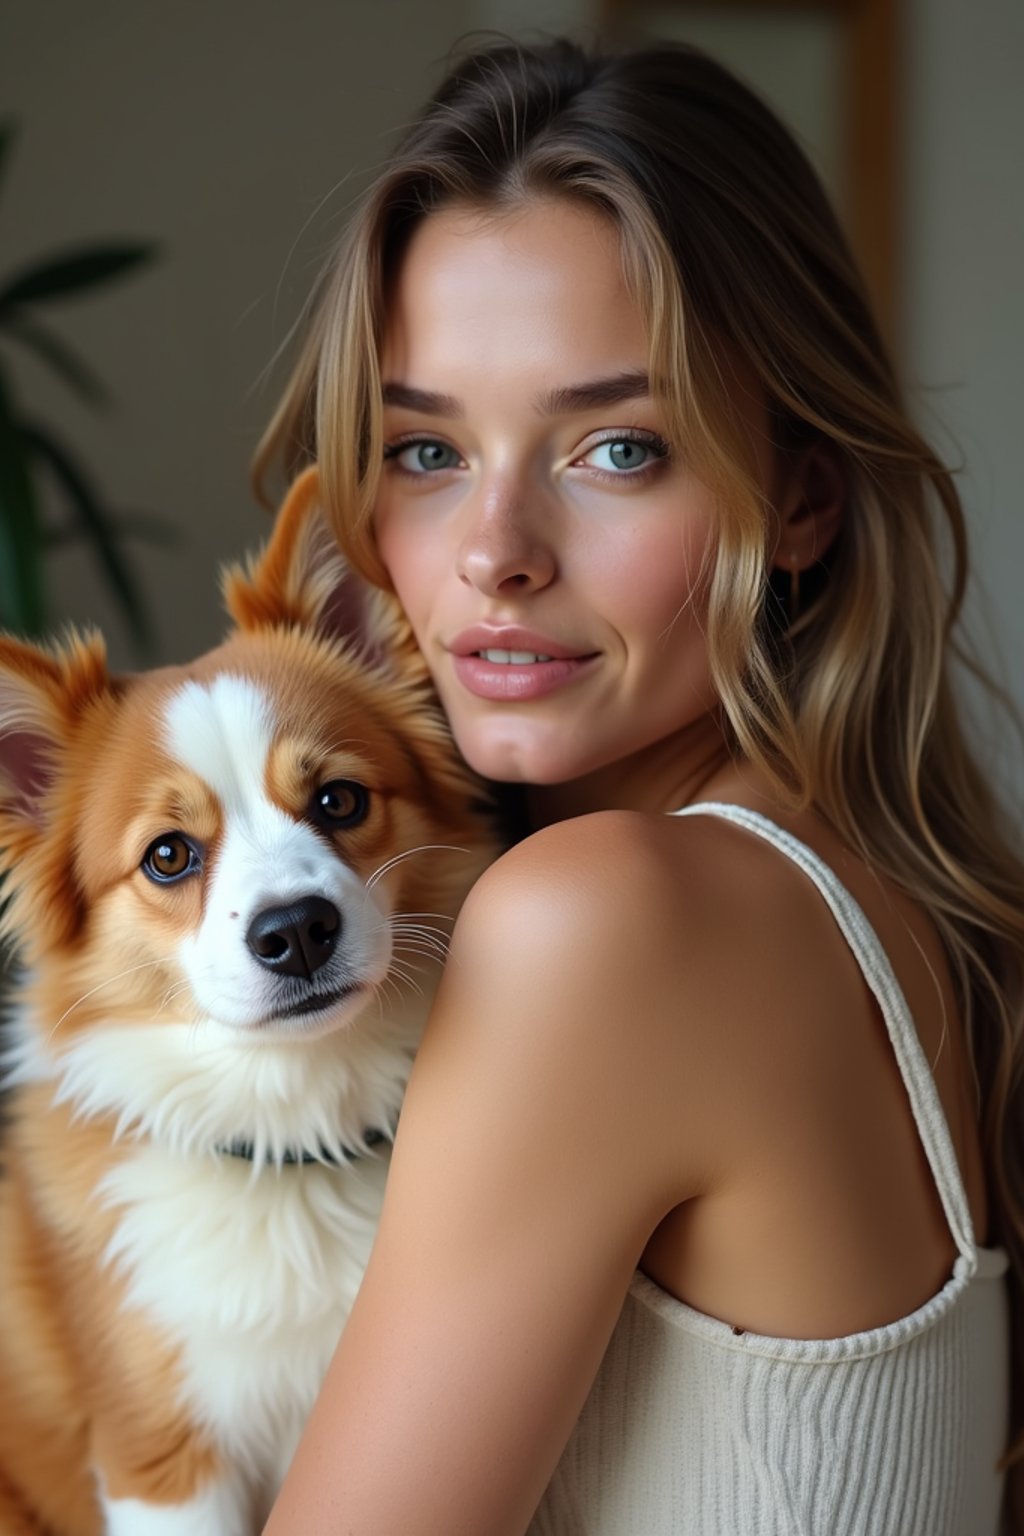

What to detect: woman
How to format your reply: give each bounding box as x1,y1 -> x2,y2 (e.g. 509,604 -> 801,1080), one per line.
256,39 -> 1020,1535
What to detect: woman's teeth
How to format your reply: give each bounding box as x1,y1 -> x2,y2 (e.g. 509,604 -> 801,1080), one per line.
476,649 -> 553,664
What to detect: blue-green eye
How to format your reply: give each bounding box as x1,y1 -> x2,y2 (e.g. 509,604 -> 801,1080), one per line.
384,439 -> 464,474
582,437 -> 663,473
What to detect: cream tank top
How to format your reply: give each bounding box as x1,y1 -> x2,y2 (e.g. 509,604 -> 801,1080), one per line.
528,803 -> 1010,1536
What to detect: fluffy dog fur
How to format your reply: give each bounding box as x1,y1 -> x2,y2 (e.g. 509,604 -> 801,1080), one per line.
0,468 -> 498,1534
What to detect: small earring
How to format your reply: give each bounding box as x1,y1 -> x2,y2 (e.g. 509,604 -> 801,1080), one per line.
788,553 -> 801,624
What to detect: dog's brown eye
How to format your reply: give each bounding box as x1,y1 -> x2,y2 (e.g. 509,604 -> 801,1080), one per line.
312,779 -> 369,830
143,833 -> 198,883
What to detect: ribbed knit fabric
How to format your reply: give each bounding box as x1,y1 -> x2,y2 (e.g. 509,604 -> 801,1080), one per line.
529,803 -> 1010,1535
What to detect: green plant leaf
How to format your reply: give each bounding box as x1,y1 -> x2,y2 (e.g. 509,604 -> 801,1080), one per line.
0,366 -> 45,634
0,309 -> 110,407
23,425 -> 156,659
0,244 -> 158,312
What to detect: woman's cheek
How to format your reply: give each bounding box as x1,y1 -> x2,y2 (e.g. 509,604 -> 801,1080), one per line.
374,509 -> 436,640
599,514 -> 714,641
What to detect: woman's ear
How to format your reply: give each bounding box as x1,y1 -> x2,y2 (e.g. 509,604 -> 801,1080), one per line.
770,441 -> 845,575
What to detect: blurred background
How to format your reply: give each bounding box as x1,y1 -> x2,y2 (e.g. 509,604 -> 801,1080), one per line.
1,0 -> 1021,789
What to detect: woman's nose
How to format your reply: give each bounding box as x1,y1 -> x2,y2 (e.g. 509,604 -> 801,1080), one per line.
455,477 -> 556,596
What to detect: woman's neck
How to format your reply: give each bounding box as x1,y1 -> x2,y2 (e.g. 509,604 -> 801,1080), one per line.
524,710 -> 735,829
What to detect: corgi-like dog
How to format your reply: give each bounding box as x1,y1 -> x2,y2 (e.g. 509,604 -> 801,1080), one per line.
0,467 -> 498,1535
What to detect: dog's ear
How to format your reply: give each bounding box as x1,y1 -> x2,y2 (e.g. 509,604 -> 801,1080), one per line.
0,630 -> 109,829
223,465 -> 427,679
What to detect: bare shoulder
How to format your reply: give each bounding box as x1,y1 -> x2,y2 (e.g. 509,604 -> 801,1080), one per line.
440,807 -> 838,1198
456,804 -> 827,981
458,809 -> 697,942
451,809 -> 745,1018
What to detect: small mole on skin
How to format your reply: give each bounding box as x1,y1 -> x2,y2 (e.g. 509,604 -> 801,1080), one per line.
229,911 -> 239,919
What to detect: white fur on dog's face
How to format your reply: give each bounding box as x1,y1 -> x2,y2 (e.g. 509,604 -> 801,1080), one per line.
164,674 -> 391,1039
0,616 -> 484,1067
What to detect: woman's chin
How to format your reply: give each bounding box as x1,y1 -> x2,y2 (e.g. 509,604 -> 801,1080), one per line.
451,723 -> 592,788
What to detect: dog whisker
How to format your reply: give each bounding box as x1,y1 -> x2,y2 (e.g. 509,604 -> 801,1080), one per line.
370,974 -> 403,1012
386,964 -> 429,989
156,960 -> 222,1019
393,917 -> 466,975
369,914 -> 452,946
383,909 -> 451,933
386,967 -> 425,1001
389,927 -> 451,952
402,908 -> 460,917
366,845 -> 472,892
392,938 -> 450,965
383,952 -> 424,989
388,952 -> 426,978
392,917 -> 450,936
47,959 -> 173,1042
392,956 -> 446,980
392,949 -> 448,972
157,978 -> 197,1010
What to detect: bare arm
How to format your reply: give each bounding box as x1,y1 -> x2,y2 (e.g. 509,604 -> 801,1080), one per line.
262,812 -> 723,1536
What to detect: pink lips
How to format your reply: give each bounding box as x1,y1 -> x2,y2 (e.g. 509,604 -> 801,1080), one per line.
448,627 -> 599,702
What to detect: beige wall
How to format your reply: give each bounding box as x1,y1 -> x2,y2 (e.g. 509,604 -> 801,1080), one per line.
3,1 -> 1021,805
903,0 -> 1024,801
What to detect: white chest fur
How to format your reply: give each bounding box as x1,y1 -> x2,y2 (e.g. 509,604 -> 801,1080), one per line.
5,1009 -> 418,1513
100,1141 -> 389,1481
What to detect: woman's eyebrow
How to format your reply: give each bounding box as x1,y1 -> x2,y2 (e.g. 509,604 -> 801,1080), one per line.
382,383 -> 463,417
381,370 -> 651,419
539,370 -> 651,414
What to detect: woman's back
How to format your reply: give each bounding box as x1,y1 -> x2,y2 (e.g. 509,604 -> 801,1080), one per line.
529,798 -> 1010,1535
639,771 -> 990,1338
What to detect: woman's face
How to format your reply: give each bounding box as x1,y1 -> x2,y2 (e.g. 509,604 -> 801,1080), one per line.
374,198 -> 771,788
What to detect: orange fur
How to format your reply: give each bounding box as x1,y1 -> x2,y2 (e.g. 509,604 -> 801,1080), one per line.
0,470 -> 497,1530
0,1093 -> 226,1532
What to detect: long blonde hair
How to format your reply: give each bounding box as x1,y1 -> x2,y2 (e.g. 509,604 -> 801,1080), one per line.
252,38 -> 1024,1525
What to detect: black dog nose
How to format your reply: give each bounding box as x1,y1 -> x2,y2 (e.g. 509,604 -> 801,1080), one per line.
246,896 -> 342,980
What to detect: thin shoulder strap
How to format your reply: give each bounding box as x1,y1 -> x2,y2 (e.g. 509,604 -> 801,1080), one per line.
671,801 -> 979,1272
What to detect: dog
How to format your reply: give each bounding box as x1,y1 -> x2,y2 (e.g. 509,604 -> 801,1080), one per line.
0,466 -> 498,1534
